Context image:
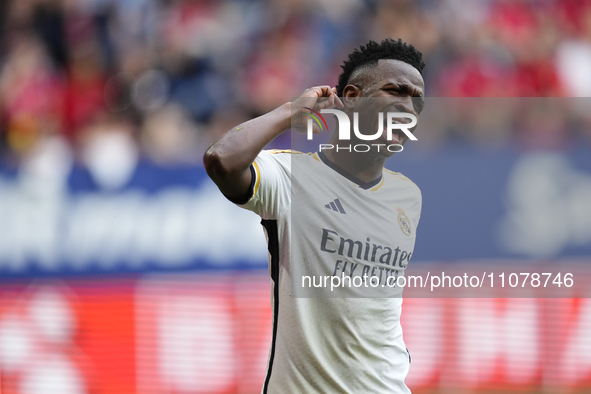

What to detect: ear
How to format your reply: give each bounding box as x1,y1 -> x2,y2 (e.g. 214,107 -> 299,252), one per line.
342,85 -> 360,109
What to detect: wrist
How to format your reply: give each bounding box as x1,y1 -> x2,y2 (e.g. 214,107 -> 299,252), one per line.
277,102 -> 293,131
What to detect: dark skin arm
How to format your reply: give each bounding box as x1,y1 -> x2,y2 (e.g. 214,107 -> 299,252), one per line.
203,86 -> 343,201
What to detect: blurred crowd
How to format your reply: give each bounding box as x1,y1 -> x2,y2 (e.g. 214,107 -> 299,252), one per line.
1,0 -> 591,172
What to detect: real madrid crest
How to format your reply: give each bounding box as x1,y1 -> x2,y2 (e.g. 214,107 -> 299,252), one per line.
396,206 -> 412,236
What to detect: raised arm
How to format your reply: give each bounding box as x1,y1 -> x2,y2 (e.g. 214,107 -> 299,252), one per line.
203,86 -> 342,202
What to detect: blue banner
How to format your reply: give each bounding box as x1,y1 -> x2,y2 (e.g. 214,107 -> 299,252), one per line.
394,144 -> 591,261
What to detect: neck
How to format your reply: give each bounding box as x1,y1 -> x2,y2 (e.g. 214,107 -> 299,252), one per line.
323,134 -> 386,183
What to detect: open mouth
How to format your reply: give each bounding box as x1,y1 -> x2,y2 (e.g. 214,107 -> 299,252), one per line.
383,119 -> 406,144
390,131 -> 404,144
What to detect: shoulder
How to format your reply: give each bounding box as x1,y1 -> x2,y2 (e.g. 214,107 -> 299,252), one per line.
266,149 -> 307,155
258,149 -> 316,165
259,149 -> 309,159
383,168 -> 418,186
383,168 -> 421,194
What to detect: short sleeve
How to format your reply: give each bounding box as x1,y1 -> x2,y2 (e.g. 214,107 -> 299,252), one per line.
238,150 -> 291,219
413,186 -> 423,231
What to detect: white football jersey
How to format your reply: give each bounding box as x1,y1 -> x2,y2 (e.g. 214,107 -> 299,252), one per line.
240,149 -> 422,393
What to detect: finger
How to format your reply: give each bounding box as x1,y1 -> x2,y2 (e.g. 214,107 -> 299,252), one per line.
316,99 -> 333,110
329,87 -> 343,108
318,85 -> 334,97
300,87 -> 322,99
327,94 -> 335,107
334,93 -> 344,109
322,96 -> 333,107
314,99 -> 327,110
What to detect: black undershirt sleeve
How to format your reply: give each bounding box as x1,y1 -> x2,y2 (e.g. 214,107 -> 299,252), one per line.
222,164 -> 256,205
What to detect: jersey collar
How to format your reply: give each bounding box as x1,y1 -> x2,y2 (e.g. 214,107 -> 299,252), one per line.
317,151 -> 383,190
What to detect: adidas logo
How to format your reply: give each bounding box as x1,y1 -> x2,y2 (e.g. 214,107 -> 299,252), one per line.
325,198 -> 346,214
